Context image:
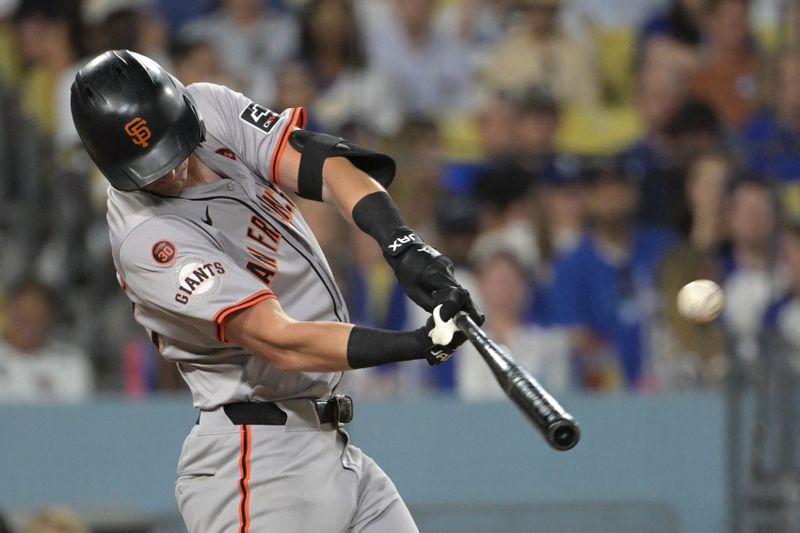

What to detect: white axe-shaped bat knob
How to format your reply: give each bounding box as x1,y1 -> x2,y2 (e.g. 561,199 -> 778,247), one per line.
428,304 -> 458,346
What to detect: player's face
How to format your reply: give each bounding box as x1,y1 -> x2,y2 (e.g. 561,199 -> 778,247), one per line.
144,158 -> 190,195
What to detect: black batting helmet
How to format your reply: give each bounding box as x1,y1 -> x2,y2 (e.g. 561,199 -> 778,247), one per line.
70,50 -> 205,191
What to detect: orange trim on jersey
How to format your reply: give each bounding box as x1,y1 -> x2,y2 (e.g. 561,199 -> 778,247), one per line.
213,289 -> 276,343
238,424 -> 251,533
297,107 -> 307,129
270,107 -> 307,185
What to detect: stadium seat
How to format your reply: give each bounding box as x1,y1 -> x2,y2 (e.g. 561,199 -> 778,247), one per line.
556,104 -> 643,155
592,26 -> 636,105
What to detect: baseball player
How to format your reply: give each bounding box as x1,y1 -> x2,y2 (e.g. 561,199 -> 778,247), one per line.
70,50 -> 481,532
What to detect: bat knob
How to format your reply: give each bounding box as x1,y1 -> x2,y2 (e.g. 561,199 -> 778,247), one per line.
548,419 -> 581,451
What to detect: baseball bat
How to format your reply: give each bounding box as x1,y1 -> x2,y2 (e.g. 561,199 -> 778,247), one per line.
454,312 -> 580,451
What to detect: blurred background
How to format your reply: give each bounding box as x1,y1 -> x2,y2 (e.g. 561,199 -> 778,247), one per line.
0,0 -> 799,531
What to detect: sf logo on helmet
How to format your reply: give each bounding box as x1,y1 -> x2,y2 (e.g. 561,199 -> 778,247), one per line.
124,116 -> 152,148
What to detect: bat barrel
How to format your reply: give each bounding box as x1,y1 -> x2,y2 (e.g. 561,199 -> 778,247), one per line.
547,416 -> 580,451
455,312 -> 581,452
506,370 -> 581,451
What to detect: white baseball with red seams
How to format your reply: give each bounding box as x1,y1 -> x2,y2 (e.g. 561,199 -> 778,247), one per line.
677,279 -> 724,323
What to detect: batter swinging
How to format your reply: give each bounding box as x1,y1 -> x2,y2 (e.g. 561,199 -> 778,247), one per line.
70,50 -> 481,532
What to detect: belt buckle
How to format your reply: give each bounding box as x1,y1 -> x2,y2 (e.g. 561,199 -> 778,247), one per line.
330,394 -> 352,428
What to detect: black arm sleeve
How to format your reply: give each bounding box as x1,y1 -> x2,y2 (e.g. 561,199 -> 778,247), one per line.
351,191 -> 407,246
346,325 -> 429,369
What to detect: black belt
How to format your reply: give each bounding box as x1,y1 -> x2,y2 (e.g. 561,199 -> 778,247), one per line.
203,395 -> 354,428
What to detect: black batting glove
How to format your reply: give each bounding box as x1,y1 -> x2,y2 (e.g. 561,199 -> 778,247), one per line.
382,226 -> 453,311
351,192 -> 483,324
383,227 -> 484,325
433,286 -> 484,324
415,316 -> 468,365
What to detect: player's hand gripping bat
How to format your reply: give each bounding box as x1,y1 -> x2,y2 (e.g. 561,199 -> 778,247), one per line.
429,307 -> 580,451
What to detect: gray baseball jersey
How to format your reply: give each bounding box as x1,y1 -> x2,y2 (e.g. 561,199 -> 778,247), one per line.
108,82 -> 348,409
108,83 -> 419,533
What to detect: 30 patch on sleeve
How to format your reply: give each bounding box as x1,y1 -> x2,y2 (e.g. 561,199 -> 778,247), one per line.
240,102 -> 280,134
152,240 -> 177,265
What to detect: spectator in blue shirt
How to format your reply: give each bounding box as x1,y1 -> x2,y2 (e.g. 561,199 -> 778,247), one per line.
551,161 -> 676,389
623,98 -> 722,235
740,54 -> 800,218
524,156 -> 586,326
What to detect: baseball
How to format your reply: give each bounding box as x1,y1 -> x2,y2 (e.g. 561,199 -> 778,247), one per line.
677,279 -> 724,323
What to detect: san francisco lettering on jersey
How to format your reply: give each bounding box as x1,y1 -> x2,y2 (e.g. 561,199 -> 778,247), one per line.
245,214 -> 281,286
257,185 -> 294,224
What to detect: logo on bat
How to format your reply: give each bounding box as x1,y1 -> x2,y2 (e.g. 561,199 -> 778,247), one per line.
125,116 -> 152,148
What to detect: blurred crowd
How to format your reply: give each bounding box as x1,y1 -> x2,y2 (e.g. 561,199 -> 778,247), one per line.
0,506 -> 88,533
0,0 -> 799,402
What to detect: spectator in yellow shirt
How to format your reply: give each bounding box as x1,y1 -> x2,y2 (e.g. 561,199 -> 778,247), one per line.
481,0 -> 599,106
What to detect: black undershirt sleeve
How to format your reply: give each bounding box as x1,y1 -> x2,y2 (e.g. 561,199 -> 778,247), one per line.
346,325 -> 429,369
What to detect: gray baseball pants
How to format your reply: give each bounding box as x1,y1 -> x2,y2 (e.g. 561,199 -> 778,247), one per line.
175,399 -> 419,532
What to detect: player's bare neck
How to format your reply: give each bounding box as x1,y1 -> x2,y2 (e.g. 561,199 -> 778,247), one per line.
186,155 -> 224,187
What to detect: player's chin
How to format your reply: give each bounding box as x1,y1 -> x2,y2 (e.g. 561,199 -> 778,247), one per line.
146,167 -> 187,195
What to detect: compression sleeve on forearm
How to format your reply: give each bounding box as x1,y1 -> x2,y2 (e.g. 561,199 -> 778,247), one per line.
351,191 -> 407,245
346,325 -> 429,369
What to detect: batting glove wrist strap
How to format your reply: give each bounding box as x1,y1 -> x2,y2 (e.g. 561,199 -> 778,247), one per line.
382,227 -> 423,257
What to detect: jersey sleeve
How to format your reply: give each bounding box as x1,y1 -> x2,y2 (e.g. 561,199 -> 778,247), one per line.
187,82 -> 307,185
118,216 -> 276,343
